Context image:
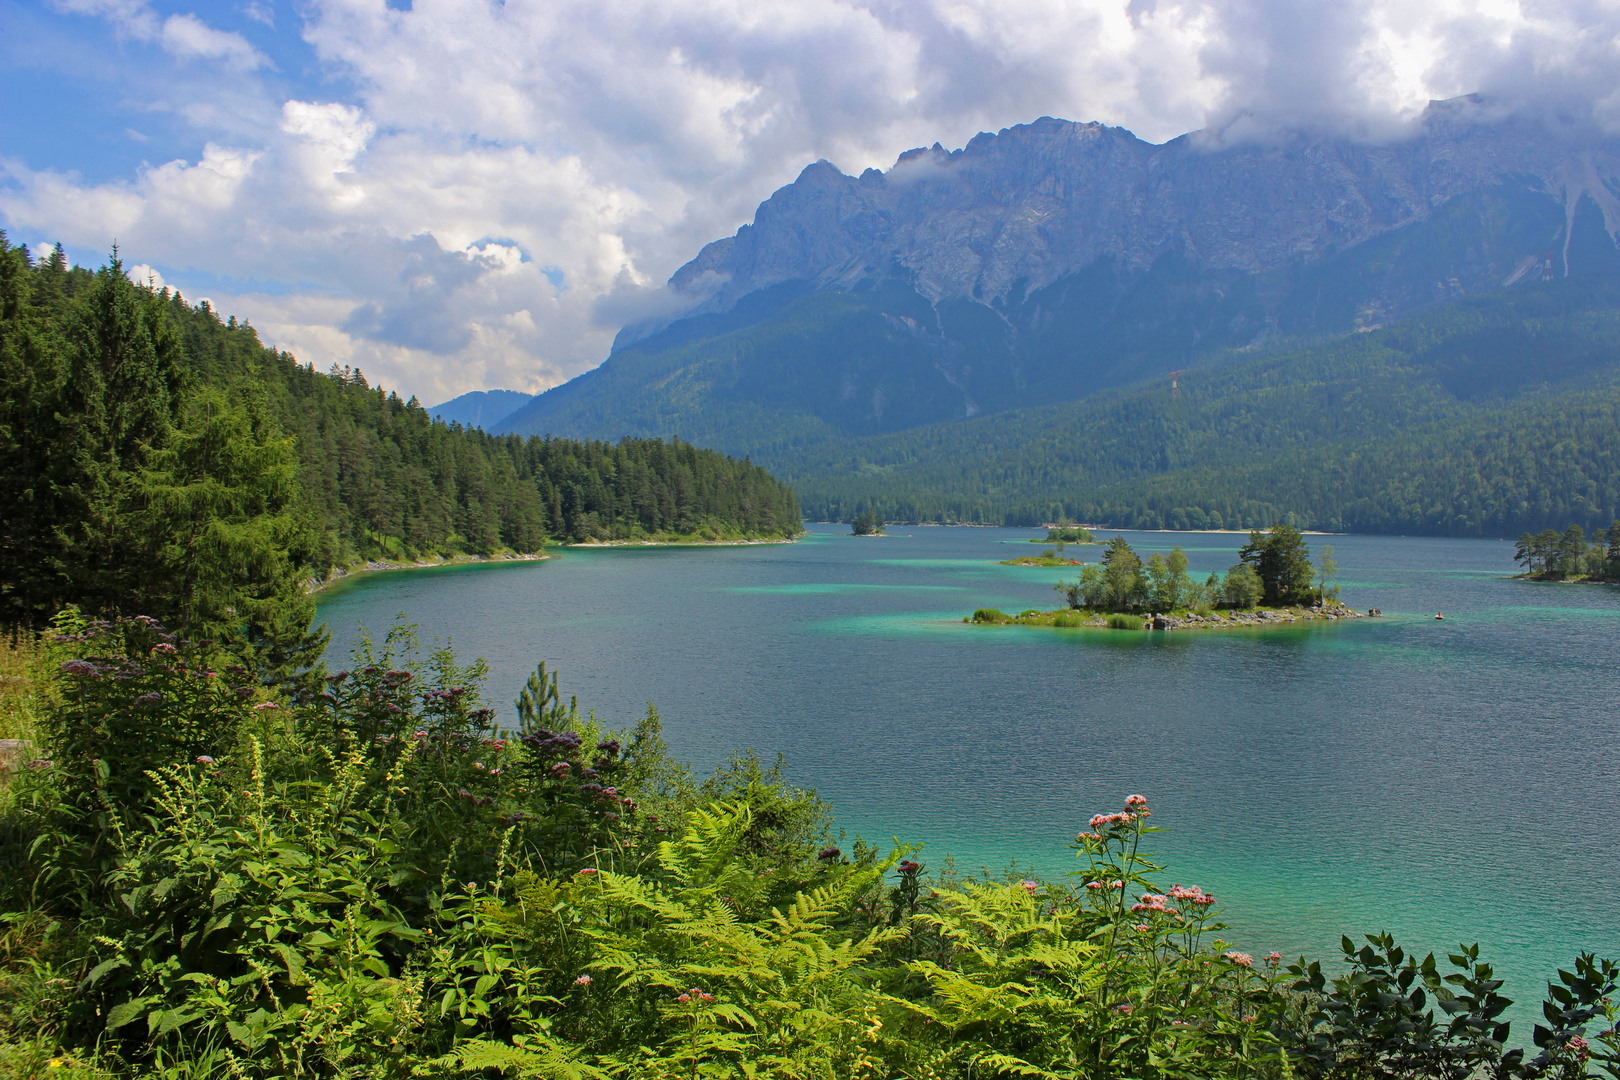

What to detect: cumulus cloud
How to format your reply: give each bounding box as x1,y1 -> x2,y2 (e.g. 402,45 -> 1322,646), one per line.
8,0 -> 1620,402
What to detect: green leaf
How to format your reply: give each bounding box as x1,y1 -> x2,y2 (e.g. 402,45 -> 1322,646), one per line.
105,998 -> 153,1030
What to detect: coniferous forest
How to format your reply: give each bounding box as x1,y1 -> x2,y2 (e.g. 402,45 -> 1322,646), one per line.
0,239 -> 800,684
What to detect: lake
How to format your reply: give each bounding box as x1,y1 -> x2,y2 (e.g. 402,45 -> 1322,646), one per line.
315,524 -> 1620,1030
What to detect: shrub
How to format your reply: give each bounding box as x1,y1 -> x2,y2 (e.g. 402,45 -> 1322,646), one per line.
971,608 -> 1006,623
1107,613 -> 1142,630
1053,613 -> 1084,627
4,614 -> 1617,1080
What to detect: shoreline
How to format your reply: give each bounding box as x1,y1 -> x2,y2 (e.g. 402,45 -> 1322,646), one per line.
1512,574 -> 1619,585
306,533 -> 804,593
305,551 -> 548,594
969,601 -> 1367,631
820,520 -> 1343,535
566,535 -> 800,548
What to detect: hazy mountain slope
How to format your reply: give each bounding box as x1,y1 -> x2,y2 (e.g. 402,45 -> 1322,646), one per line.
773,270 -> 1620,535
428,388 -> 535,430
501,96 -> 1620,447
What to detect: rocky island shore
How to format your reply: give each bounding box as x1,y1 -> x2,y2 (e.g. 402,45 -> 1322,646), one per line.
969,601 -> 1366,630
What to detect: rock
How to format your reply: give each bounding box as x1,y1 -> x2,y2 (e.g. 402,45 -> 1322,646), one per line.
647,97 -> 1620,335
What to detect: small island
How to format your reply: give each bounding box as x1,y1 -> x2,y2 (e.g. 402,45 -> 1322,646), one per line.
1001,553 -> 1084,567
1513,523 -> 1620,583
850,511 -> 886,535
1002,526 -> 1096,566
971,526 -> 1360,630
1031,525 -> 1096,544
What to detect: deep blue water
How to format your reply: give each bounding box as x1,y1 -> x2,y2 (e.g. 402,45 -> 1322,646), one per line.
315,525 -> 1620,1031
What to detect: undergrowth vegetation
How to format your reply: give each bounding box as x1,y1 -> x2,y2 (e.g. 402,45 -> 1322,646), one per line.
0,615 -> 1614,1079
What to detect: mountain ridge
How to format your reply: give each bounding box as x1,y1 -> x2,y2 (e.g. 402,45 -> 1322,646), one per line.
490,97 -> 1620,534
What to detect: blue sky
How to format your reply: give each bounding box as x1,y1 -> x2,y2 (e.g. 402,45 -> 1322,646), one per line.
4,0 -> 1616,403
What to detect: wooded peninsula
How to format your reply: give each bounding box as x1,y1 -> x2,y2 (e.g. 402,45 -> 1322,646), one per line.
0,241 -> 801,688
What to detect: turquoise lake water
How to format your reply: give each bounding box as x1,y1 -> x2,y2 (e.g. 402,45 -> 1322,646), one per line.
315,524 -> 1620,1033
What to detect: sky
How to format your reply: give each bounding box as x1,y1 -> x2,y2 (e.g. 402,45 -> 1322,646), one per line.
3,0 -> 1619,405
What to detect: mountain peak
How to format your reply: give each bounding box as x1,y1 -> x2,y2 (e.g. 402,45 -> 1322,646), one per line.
647,96 -> 1620,337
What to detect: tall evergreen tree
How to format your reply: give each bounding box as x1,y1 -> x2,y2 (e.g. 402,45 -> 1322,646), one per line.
1239,525 -> 1315,605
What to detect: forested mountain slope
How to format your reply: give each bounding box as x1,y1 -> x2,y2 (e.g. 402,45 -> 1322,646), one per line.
775,271 -> 1620,535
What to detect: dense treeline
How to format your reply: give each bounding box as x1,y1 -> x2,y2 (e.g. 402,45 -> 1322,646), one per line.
149,254 -> 800,558
0,240 -> 801,678
779,275 -> 1620,535
2,618 -> 1614,1079
1514,522 -> 1620,579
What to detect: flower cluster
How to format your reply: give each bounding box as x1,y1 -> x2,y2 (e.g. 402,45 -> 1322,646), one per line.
675,988 -> 715,1004
1168,884 -> 1215,906
1088,811 -> 1140,830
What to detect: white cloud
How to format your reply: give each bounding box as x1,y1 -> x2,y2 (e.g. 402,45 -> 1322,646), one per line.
160,12 -> 269,69
11,0 -> 1620,403
50,0 -> 270,70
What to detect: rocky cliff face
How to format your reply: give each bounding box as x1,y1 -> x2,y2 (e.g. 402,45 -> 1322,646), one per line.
501,97 -> 1620,451
628,96 -> 1620,348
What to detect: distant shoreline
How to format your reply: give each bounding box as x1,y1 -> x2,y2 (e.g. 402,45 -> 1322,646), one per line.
817,521 -> 1342,535
307,535 -> 803,593
566,536 -> 800,548
306,551 -> 548,594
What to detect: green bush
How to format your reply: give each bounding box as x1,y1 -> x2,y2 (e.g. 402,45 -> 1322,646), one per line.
1107,613 -> 1142,630
1053,613 -> 1084,627
3,613 -> 1617,1079
970,608 -> 1006,623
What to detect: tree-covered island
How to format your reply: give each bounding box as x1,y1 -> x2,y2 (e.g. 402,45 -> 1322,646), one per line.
973,526 -> 1360,630
1513,523 -> 1620,582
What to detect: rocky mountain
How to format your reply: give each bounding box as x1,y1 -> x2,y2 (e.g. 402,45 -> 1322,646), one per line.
499,95 -> 1620,452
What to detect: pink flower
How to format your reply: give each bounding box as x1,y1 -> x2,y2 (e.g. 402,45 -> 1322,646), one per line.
1089,814 -> 1110,828
1116,1005 -> 1133,1014
1085,881 -> 1104,890
1267,951 -> 1282,964
1125,794 -> 1148,808
1569,1036 -> 1590,1063
151,643 -> 177,654
1020,880 -> 1039,894
676,993 -> 691,1004
1224,951 -> 1254,967
577,868 -> 598,876
252,701 -> 279,710
1134,923 -> 1151,932
574,975 -> 592,985
196,756 -> 214,765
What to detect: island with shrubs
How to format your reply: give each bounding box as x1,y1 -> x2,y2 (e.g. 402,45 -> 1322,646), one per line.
1513,523 -> 1620,583
971,526 -> 1362,630
1000,526 -> 1097,566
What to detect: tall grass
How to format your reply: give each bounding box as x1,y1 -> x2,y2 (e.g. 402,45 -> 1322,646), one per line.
1106,613 -> 1142,630
0,634 -> 42,744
